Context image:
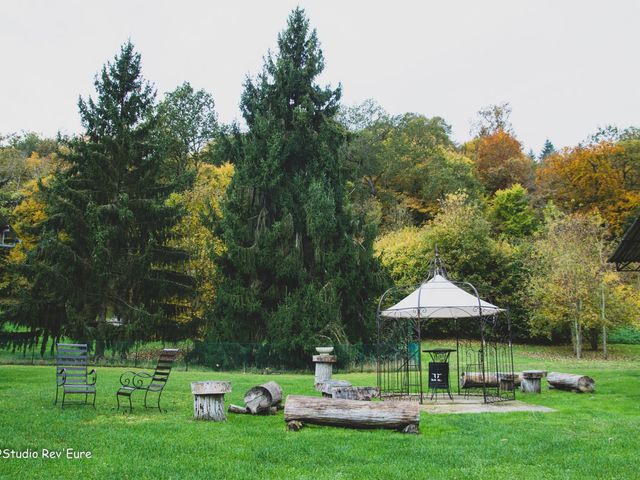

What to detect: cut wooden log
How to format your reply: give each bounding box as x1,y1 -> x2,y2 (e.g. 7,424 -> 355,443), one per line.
284,395 -> 419,433
460,372 -> 522,389
244,381 -> 283,414
330,386 -> 380,401
547,372 -> 595,393
228,404 -> 249,414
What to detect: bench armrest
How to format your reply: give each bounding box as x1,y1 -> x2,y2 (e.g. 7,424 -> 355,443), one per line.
119,370 -> 152,389
57,368 -> 67,386
88,369 -> 97,386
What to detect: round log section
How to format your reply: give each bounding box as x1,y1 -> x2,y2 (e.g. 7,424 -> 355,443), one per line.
547,372 -> 595,393
191,381 -> 231,421
243,381 -> 283,414
284,395 -> 420,433
521,370 -> 545,393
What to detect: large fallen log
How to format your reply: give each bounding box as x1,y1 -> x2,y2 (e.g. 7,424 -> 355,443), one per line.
460,372 -> 522,388
284,395 -> 419,433
244,381 -> 283,414
547,372 -> 595,393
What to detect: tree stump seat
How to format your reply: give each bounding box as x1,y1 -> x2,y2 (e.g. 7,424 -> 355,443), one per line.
521,370 -> 546,393
191,381 -> 231,421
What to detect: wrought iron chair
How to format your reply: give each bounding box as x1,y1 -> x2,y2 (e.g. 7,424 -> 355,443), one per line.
116,348 -> 179,412
55,343 -> 97,408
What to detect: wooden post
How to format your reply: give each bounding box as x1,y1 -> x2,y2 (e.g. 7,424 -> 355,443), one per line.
191,381 -> 231,421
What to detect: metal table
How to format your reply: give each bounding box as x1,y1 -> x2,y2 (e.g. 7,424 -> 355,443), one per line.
423,348 -> 456,400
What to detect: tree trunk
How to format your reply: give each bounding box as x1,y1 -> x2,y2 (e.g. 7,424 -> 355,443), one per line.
547,372 -> 595,393
95,308 -> 107,359
601,288 -> 608,359
589,328 -> 598,351
284,395 -> 420,432
576,300 -> 583,359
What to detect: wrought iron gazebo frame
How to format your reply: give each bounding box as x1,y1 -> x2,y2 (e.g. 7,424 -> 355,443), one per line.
376,255 -> 515,404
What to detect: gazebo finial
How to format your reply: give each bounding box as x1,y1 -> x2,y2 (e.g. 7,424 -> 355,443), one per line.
431,245 -> 448,278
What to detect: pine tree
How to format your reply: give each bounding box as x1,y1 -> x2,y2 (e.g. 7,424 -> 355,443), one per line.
211,9 -> 385,366
1,43 -> 193,353
540,139 -> 556,160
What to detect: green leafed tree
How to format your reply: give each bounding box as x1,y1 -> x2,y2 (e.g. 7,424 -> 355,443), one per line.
489,183 -> 538,239
210,9 -> 385,365
375,192 -> 531,338
527,210 -> 640,357
1,42 -> 193,354
156,81 -> 218,176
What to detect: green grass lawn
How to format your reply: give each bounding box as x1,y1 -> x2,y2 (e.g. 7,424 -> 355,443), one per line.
0,344 -> 638,479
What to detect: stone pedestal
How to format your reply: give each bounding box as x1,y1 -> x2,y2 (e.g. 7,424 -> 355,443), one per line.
191,381 -> 231,421
313,354 -> 337,391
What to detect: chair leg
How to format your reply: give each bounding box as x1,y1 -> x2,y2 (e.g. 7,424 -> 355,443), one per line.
157,391 -> 163,413
54,386 -> 59,405
116,394 -> 121,411
61,391 -> 66,409
128,395 -> 133,413
144,389 -> 149,409
92,392 -> 96,409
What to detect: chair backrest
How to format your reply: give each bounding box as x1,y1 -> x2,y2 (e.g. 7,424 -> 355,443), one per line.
56,343 -> 89,384
150,348 -> 179,390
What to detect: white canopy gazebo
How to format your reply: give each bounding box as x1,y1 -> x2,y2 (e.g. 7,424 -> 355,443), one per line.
379,274 -> 504,320
376,253 -> 514,404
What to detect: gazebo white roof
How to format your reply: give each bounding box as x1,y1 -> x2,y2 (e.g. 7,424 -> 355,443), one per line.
380,274 -> 503,319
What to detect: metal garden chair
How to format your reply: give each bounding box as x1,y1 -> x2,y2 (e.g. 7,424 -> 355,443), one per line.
116,348 -> 179,412
55,343 -> 97,408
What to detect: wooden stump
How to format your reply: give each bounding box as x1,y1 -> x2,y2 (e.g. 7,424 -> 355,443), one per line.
284,395 -> 419,433
547,372 -> 595,393
521,370 -> 545,394
191,381 -> 231,421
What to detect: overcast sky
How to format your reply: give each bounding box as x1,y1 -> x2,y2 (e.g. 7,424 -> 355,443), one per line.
2,0 -> 639,154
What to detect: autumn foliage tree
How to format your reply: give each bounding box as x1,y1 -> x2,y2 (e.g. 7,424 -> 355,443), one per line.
473,130 -> 534,193
536,142 -> 640,234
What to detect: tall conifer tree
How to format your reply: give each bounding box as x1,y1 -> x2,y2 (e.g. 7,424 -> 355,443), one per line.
212,9 -> 384,364
2,43 -> 193,352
